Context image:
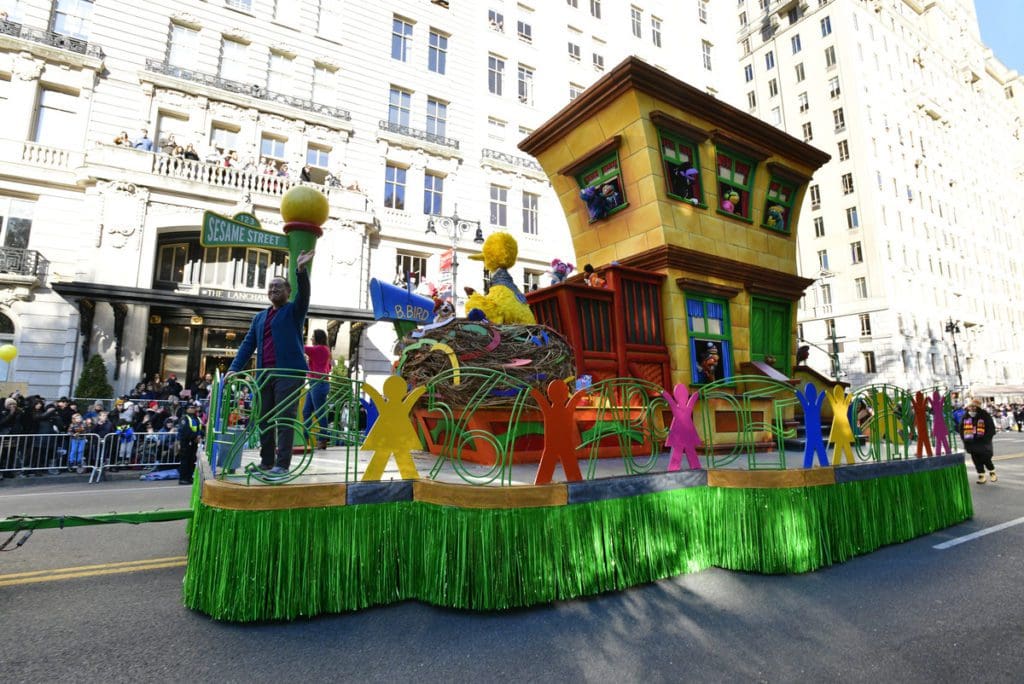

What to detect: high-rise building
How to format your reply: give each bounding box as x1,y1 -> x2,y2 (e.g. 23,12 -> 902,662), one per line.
0,1 -> 741,397
736,0 -> 1024,396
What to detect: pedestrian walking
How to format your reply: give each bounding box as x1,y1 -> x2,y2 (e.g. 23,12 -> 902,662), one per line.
957,399 -> 997,484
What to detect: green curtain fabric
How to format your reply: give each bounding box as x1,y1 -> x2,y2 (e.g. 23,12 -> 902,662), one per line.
183,467 -> 972,622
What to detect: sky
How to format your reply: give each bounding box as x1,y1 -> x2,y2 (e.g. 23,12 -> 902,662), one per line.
973,0 -> 1024,74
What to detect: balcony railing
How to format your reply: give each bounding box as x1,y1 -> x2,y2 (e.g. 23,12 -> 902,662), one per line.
0,19 -> 104,58
0,247 -> 45,277
481,148 -> 543,172
144,59 -> 351,121
150,153 -> 310,197
378,120 -> 460,150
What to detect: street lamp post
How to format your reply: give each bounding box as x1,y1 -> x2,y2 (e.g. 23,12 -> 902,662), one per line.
945,318 -> 963,388
425,203 -> 483,313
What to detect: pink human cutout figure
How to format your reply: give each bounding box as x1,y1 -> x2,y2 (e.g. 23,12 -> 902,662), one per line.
929,389 -> 951,456
530,379 -> 585,485
662,383 -> 703,471
911,391 -> 933,458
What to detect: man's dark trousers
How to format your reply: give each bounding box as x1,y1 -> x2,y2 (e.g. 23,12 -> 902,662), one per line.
258,373 -> 304,469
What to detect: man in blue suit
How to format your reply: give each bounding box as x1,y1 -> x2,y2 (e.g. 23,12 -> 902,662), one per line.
227,250 -> 314,473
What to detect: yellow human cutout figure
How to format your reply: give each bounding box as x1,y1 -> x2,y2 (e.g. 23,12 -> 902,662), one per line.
361,375 -> 427,481
826,385 -> 855,465
870,393 -> 904,445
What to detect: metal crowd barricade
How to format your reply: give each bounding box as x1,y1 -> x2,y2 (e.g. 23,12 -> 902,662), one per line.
93,431 -> 182,482
0,433 -> 103,479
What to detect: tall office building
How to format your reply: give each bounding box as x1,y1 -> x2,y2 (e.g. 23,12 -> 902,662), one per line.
736,0 -> 1024,397
0,0 -> 741,397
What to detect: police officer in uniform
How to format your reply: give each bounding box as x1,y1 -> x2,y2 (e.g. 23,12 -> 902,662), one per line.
177,403 -> 201,484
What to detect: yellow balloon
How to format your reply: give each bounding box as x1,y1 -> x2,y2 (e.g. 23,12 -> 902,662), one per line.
0,344 -> 17,362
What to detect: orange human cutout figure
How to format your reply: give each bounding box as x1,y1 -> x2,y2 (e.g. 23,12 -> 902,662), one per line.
530,378 -> 585,485
361,375 -> 427,481
827,385 -> 856,465
911,391 -> 933,458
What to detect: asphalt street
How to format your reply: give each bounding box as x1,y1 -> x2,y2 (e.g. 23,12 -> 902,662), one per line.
1,433 -> 1023,683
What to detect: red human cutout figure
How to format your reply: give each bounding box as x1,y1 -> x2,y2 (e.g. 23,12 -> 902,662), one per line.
530,379 -> 585,485
662,383 -> 703,471
911,391 -> 933,458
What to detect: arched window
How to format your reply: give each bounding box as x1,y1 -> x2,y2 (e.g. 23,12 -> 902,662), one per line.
0,312 -> 14,344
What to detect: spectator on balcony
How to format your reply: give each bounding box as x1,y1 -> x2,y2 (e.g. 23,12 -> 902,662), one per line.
114,131 -> 131,147
260,158 -> 276,175
182,144 -> 199,161
277,162 -> 290,178
133,129 -> 153,152
300,165 -> 312,182
224,150 -> 240,168
160,134 -> 178,155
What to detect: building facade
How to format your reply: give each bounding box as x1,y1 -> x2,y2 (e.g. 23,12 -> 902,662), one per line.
736,0 -> 1024,396
0,0 -> 742,397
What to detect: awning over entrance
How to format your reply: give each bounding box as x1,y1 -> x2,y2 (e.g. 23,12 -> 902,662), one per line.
51,280 -> 376,321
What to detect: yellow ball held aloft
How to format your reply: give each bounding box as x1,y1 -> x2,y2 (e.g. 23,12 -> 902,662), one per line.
0,344 -> 17,362
280,185 -> 330,226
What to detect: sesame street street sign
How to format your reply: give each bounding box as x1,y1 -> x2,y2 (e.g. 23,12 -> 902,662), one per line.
201,211 -> 288,250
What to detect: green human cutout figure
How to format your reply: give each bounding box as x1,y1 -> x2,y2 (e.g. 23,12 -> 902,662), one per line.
361,375 -> 427,481
826,385 -> 856,465
530,378 -> 585,485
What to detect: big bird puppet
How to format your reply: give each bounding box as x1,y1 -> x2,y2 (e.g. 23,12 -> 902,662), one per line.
464,232 -> 537,325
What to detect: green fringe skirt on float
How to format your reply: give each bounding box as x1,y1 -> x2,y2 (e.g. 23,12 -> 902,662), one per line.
182,463 -> 972,622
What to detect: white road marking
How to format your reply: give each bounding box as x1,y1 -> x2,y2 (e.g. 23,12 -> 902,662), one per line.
933,516 -> 1024,549
0,485 -> 181,498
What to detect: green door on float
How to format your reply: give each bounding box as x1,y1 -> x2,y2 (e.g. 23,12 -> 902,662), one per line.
749,297 -> 791,374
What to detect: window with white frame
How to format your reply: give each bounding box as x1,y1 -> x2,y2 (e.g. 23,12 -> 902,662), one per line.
837,140 -> 849,161
225,0 -> 253,12
392,16 -> 413,61
817,249 -> 829,270
833,107 -> 845,132
742,37 -> 751,55
739,11 -> 747,27
813,217 -> 825,237
820,16 -> 831,36
798,91 -> 808,112
631,6 -> 642,37
795,62 -> 805,82
791,34 -> 801,54
802,122 -> 813,141
0,197 -> 34,250
568,40 -> 581,60
768,78 -> 778,97
489,9 -> 504,31
423,172 -> 443,215
809,184 -> 820,209
490,184 -> 508,227
395,251 -> 427,286
306,144 -> 330,169
168,24 -> 200,69
744,64 -> 753,82
765,51 -> 774,69
854,277 -> 868,299
523,269 -> 542,293
828,76 -> 841,98
488,117 -> 506,141
593,52 -> 605,71
747,91 -> 756,109
389,86 -> 412,127
201,246 -> 232,286
53,0 -> 93,40
428,30 -> 448,74
850,241 -> 863,263
699,0 -> 708,23
267,52 -> 293,94
210,123 -> 239,156
825,45 -> 837,67
590,0 -> 601,19
651,16 -> 662,47
517,64 -> 534,105
33,88 -> 79,148
859,313 -> 872,336
770,107 -> 781,125
522,191 -> 539,234
312,64 -> 336,104
384,163 -> 407,210
0,0 -> 24,22
862,351 -> 876,373
157,242 -> 190,284
569,82 -> 584,100
824,318 -> 836,338
260,134 -> 287,161
820,284 -> 832,306
488,54 -> 505,95
220,38 -> 249,83
702,41 -> 712,71
846,206 -> 859,228
841,173 -> 854,195
517,19 -> 532,43
426,97 -> 447,138
274,0 -> 299,25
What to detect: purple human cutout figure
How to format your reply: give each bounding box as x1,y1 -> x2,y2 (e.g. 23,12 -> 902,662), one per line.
796,382 -> 829,468
930,389 -> 952,456
662,383 -> 703,471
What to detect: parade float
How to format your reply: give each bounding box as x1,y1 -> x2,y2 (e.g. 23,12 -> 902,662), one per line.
182,58 -> 972,622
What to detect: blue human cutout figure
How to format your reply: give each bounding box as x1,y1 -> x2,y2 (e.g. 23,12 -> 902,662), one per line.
796,382 -> 829,468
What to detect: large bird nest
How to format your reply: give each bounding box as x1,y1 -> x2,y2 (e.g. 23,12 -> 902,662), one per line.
397,321 -> 577,409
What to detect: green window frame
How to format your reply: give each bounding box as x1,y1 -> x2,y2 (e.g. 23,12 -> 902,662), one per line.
659,130 -> 704,206
685,294 -> 732,384
577,153 -> 628,221
762,177 -> 798,233
715,147 -> 756,221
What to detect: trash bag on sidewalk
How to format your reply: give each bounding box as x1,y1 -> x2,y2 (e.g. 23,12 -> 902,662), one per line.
140,468 -> 180,481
